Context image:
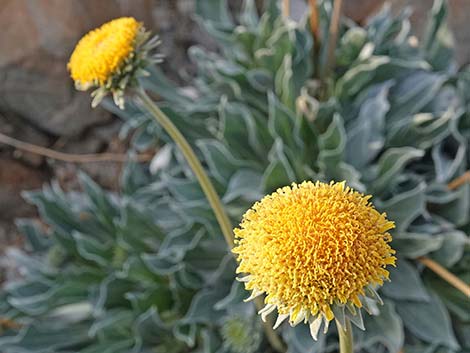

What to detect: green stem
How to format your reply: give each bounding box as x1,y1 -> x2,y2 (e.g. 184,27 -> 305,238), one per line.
136,89 -> 234,248
135,89 -> 286,352
336,318 -> 354,353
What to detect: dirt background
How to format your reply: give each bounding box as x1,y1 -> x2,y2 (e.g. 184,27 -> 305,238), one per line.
0,0 -> 469,280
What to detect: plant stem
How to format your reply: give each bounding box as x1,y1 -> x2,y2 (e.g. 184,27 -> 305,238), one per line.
321,0 -> 343,81
336,318 -> 353,353
282,0 -> 290,18
418,257 -> 470,297
447,170 -> 470,190
136,89 -> 234,248
135,89 -> 286,352
309,0 -> 321,73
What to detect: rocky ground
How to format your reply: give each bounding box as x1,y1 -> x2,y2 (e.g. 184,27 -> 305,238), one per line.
0,0 -> 469,282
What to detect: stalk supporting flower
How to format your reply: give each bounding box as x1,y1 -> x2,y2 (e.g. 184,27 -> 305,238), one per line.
68,17 -> 286,352
135,89 -> 234,249
337,318 -> 353,353
233,181 -> 396,341
67,17 -> 234,248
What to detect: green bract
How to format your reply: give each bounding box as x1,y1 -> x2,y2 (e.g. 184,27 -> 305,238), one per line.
1,1 -> 469,353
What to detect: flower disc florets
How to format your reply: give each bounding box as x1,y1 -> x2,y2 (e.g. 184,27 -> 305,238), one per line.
233,181 -> 396,339
68,17 -> 162,108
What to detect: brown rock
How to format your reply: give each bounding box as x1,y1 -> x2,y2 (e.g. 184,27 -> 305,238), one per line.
0,0 -> 154,137
0,157 -> 46,220
343,0 -> 470,65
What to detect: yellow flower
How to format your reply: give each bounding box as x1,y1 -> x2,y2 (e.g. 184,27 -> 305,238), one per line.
67,17 -> 162,108
233,181 -> 396,339
68,17 -> 141,88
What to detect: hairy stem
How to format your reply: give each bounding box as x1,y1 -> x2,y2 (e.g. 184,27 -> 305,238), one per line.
136,89 -> 234,248
336,318 -> 353,353
135,89 -> 286,352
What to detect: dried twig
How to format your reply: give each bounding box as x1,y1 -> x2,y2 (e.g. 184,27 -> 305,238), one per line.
322,0 -> 343,80
447,170 -> 470,190
418,257 -> 470,297
0,317 -> 22,330
0,131 -> 153,164
309,0 -> 321,76
282,0 -> 290,18
413,171 -> 470,298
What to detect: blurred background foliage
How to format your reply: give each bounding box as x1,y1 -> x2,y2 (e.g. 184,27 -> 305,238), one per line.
0,1 -> 469,353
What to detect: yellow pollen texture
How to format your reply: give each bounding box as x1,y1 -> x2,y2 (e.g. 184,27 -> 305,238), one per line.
68,17 -> 141,86
233,181 -> 396,321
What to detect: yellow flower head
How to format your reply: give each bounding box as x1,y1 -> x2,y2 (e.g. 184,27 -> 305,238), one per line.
68,17 -> 162,108
233,181 -> 396,339
68,17 -> 140,87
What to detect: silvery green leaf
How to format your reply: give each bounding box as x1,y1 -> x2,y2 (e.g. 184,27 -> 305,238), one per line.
6,248 -> 56,277
197,139 -> 254,184
371,147 -> 424,194
275,54 -> 295,109
429,230 -> 468,267
246,69 -> 273,92
382,259 -> 430,301
387,110 -> 454,149
116,202 -> 164,252
336,56 -> 391,99
73,232 -> 113,267
79,340 -> 135,353
361,301 -> 404,353
240,0 -> 259,29
432,132 -> 467,184
346,307 -> 365,331
173,322 -> 198,347
318,114 -> 346,178
142,255 -> 184,276
181,290 -> 224,326
92,275 -> 134,314
387,71 -> 447,124
345,81 -> 391,169
196,0 -> 233,27
263,139 -> 296,192
88,309 -> 134,338
0,321 -> 92,353
336,27 -> 368,67
430,183 -> 470,226
377,181 -> 426,232
223,169 -> 263,203
422,0 -> 455,71
268,91 -> 300,149
396,291 -> 460,350
219,99 -> 270,160
214,281 -> 246,310
15,219 -> 51,253
132,307 -> 170,350
283,324 -> 326,353
7,280 -> 87,317
201,328 -> 222,353
392,232 -> 444,259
